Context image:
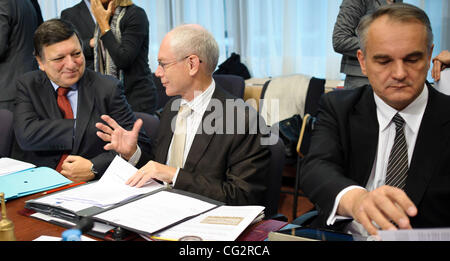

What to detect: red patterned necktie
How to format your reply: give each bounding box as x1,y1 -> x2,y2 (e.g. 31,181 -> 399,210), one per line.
55,87 -> 74,172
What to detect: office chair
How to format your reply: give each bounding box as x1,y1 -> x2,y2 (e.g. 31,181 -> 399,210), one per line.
263,133 -> 287,221
292,114 -> 316,219
213,74 -> 245,99
0,109 -> 14,157
134,112 -> 160,142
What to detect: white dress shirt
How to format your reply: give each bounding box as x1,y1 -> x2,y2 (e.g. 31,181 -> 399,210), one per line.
167,80 -> 216,185
327,85 -> 428,229
51,81 -> 78,118
128,80 -> 216,185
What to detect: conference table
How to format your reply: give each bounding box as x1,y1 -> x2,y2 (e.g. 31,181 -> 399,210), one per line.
6,193 -> 80,241
5,192 -> 287,241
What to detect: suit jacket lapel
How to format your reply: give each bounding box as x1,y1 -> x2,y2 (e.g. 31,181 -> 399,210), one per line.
349,87 -> 379,186
39,72 -> 63,119
155,98 -> 180,164
157,86 -> 226,172
407,85 -> 450,206
72,72 -> 95,153
183,88 -> 225,172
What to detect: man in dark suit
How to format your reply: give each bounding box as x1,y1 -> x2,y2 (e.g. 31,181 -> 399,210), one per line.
0,0 -> 39,111
12,19 -> 151,182
61,0 -> 96,70
299,3 -> 450,236
96,24 -> 270,206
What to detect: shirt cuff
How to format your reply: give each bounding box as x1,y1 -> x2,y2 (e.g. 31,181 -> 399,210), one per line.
326,185 -> 366,226
126,146 -> 141,167
164,168 -> 180,188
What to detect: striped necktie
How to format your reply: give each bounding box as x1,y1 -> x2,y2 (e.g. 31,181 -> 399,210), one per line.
385,113 -> 409,189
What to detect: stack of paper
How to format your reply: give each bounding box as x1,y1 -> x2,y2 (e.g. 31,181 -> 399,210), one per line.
0,157 -> 36,177
36,156 -> 163,208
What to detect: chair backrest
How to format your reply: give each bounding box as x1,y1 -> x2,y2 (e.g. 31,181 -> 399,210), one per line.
0,109 -> 14,157
134,112 -> 160,141
213,74 -> 245,99
264,133 -> 286,218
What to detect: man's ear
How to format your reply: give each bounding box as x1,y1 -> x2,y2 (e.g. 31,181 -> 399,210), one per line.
36,56 -> 45,72
357,49 -> 367,76
188,56 -> 201,76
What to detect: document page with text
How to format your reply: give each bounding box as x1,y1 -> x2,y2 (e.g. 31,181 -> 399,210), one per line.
94,190 -> 217,235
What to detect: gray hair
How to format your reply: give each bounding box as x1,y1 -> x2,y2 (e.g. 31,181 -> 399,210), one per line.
169,24 -> 219,75
357,3 -> 433,54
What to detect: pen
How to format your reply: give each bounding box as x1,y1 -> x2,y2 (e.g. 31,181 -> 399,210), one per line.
42,182 -> 86,195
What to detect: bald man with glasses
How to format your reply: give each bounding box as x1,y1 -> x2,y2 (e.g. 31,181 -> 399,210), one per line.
96,24 -> 270,206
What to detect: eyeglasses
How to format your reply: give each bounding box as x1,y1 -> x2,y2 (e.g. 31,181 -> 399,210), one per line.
157,55 -> 203,71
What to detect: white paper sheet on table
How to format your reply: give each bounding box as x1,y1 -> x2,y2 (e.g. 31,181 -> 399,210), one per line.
32,156 -> 163,209
378,228 -> 450,241
150,205 -> 265,241
94,190 -> 218,235
0,157 -> 36,177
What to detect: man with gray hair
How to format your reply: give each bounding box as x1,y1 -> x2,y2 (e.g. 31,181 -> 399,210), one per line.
299,3 -> 450,236
96,24 -> 270,206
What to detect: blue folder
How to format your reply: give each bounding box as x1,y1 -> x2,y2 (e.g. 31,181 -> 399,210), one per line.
0,167 -> 72,201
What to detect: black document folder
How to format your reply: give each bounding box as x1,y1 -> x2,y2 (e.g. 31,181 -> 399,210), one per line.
92,189 -> 224,237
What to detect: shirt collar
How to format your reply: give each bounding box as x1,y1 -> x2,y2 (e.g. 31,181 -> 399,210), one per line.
51,80 -> 78,92
180,80 -> 216,115
375,85 -> 428,134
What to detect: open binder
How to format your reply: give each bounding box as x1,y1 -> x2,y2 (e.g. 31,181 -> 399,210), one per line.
24,156 -> 266,241
93,189 -> 265,241
26,186 -> 265,241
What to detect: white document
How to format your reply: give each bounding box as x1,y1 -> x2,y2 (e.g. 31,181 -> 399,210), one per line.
94,191 -> 217,235
33,156 -> 163,209
151,205 -> 265,241
379,228 -> 450,241
0,157 -> 36,177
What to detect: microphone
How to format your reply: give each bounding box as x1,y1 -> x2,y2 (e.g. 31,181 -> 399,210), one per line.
61,218 -> 94,241
74,217 -> 94,233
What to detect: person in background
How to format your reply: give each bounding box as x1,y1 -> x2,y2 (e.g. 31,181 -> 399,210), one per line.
96,24 -> 270,206
12,19 -> 152,182
333,0 -> 400,90
30,0 -> 43,26
61,0 -> 96,70
431,50 -> 450,82
300,3 -> 450,236
0,0 -> 39,111
90,0 -> 157,115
